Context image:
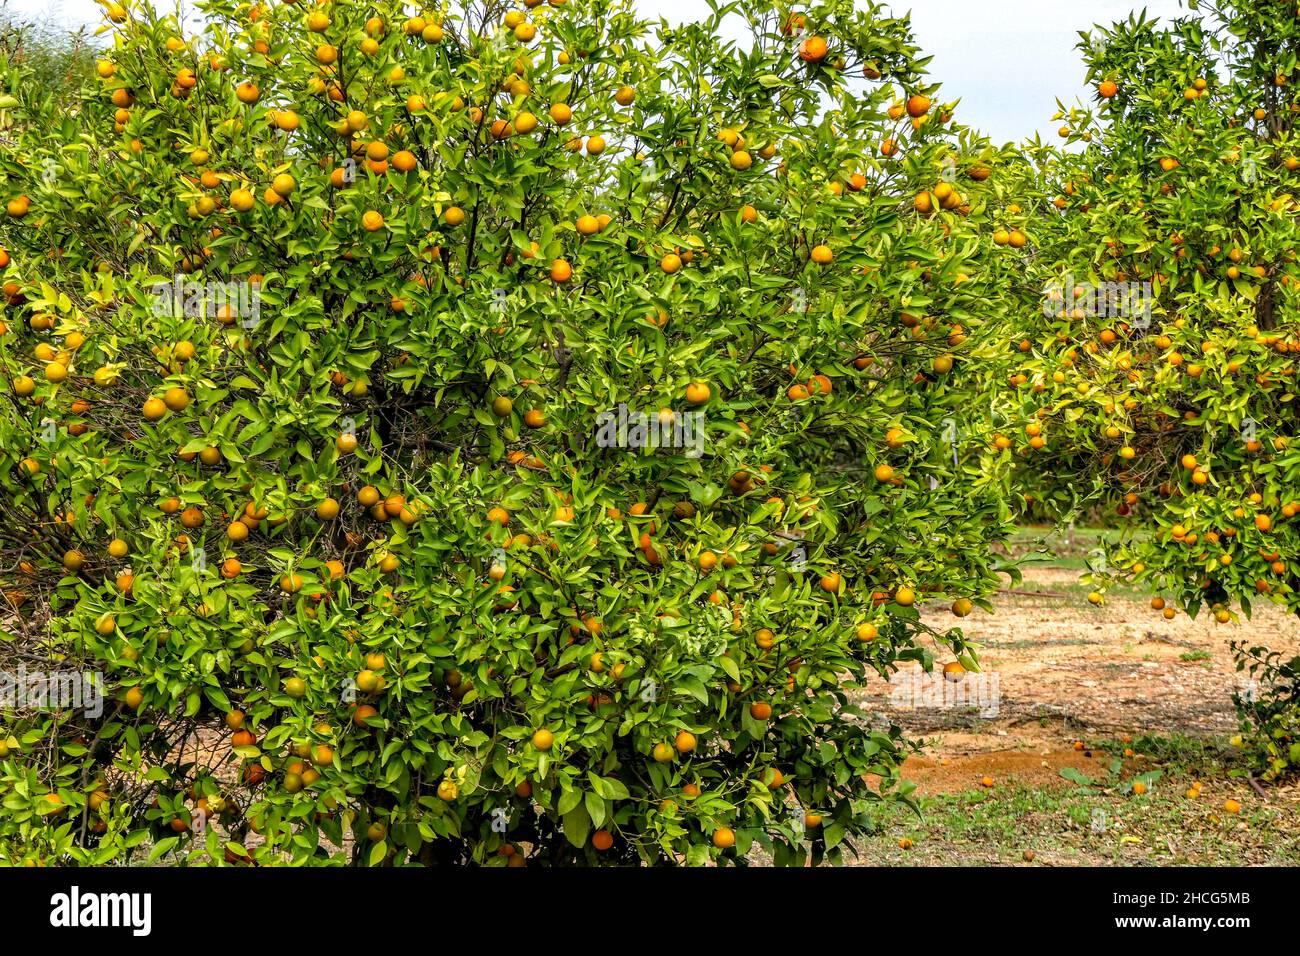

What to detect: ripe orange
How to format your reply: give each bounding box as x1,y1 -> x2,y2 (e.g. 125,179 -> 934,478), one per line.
712,827 -> 735,849
362,210 -> 385,231
684,381 -> 711,404
797,35 -> 828,62
163,386 -> 189,411
1099,80 -> 1118,98
550,259 -> 572,283
906,94 -> 931,117
531,728 -> 554,750
352,704 -> 379,728
810,244 -> 833,264
592,829 -> 614,851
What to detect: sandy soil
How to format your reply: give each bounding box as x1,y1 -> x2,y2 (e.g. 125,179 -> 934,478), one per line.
860,567 -> 1300,793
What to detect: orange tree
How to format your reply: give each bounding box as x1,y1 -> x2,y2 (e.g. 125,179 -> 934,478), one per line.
992,3 -> 1300,778
0,0 -> 1016,865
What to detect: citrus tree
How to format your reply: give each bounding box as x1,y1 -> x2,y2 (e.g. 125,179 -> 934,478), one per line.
0,0 -> 1017,865
994,2 -> 1300,778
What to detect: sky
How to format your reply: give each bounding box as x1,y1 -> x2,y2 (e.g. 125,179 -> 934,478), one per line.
9,0 -> 1191,145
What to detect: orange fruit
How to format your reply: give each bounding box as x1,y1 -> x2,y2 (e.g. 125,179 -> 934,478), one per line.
684,381 -> 711,404
906,94 -> 931,117
797,35 -> 828,62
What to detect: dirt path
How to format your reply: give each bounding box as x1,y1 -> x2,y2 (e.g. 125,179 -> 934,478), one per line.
860,567 -> 1300,794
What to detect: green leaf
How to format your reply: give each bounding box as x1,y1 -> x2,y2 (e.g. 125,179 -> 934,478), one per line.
562,803 -> 591,849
